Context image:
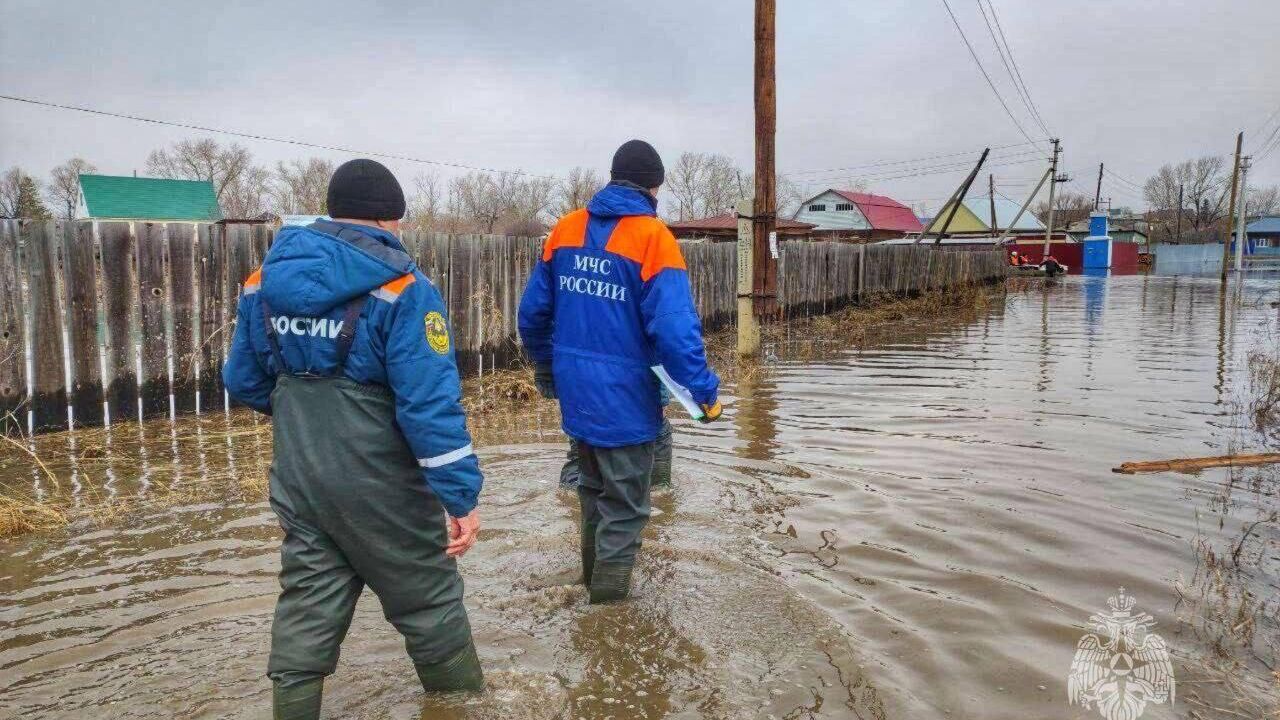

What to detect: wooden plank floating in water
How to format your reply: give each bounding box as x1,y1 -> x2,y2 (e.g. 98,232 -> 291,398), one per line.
1112,453 -> 1280,474
99,222 -> 139,421
0,222 -> 26,430
65,222 -> 104,427
23,221 -> 68,432
137,223 -> 170,418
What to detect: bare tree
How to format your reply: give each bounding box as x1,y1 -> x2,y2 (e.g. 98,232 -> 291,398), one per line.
46,157 -> 96,220
503,176 -> 555,235
146,138 -> 255,204
1246,184 -> 1280,217
555,166 -> 604,217
405,172 -> 444,233
449,172 -> 514,233
1143,156 -> 1229,241
776,174 -> 806,218
222,165 -> 274,219
1033,190 -> 1093,231
0,167 -> 23,217
665,152 -> 750,221
273,157 -> 333,215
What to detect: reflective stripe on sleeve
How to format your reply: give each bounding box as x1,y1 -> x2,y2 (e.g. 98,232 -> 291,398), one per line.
419,444 -> 474,469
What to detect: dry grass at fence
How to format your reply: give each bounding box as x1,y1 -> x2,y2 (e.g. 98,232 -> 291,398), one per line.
0,282 -> 1008,539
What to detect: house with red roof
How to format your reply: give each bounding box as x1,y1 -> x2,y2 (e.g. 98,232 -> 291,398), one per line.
792,189 -> 923,241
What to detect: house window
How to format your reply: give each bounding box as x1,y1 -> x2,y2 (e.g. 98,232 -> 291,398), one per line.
835,203 -> 854,211
808,203 -> 826,212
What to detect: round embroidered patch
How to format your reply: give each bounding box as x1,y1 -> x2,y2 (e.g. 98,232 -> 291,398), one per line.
425,311 -> 450,355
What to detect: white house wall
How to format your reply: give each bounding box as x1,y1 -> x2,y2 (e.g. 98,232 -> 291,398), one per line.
792,190 -> 870,231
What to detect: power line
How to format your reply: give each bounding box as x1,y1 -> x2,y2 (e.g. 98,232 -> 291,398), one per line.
1246,101 -> 1280,152
0,92 -> 559,180
785,140 -> 1036,176
1103,167 -> 1144,190
983,0 -> 1050,135
936,0 -> 1042,146
975,0 -> 1049,136
793,148 -> 1046,184
1252,119 -> 1280,163
796,155 -> 1046,190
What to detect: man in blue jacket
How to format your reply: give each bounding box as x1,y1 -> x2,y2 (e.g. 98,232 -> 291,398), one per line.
518,139 -> 721,604
223,159 -> 484,719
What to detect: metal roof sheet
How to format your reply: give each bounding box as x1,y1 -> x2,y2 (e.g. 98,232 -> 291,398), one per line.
830,190 -> 923,232
1247,216 -> 1280,234
80,174 -> 221,221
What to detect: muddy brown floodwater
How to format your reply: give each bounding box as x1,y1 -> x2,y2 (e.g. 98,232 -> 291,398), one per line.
3,275 -> 1279,719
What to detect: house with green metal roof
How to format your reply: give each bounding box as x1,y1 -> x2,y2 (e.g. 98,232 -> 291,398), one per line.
76,174 -> 222,222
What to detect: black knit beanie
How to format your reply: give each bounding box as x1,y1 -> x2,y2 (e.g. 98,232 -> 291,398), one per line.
610,139 -> 665,188
326,159 -> 406,220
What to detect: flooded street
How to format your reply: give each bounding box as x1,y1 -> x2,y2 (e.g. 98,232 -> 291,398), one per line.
3,275 -> 1279,719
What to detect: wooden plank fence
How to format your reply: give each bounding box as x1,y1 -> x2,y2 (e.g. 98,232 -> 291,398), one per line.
0,219 -> 1006,434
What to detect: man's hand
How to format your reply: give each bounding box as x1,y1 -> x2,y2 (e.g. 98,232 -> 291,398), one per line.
446,510 -> 481,558
534,363 -> 556,399
699,400 -> 723,423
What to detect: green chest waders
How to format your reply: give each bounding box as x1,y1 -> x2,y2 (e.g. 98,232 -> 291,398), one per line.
261,297 -> 481,720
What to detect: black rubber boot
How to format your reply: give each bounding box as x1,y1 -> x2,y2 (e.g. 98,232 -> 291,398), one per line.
415,642 -> 484,692
273,677 -> 323,720
581,521 -> 598,587
589,562 -> 633,604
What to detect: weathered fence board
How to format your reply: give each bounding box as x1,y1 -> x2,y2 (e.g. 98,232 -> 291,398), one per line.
65,222 -> 103,427
99,222 -> 139,421
0,219 -> 1007,435
0,222 -> 26,429
137,224 -> 171,418
169,224 -> 198,413
23,222 -> 67,431
197,224 -> 227,412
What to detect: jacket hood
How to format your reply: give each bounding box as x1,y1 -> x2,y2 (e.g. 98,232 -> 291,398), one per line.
260,221 -> 415,316
587,182 -> 658,218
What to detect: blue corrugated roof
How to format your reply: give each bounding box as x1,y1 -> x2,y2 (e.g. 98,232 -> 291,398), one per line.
1247,216 -> 1280,234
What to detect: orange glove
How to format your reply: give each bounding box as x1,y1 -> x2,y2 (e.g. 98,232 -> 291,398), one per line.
699,400 -> 723,423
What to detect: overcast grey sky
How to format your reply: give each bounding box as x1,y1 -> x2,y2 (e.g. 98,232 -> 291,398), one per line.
2,0 -> 1278,214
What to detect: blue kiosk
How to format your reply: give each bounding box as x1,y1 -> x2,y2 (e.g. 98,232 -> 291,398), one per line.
1081,211 -> 1113,270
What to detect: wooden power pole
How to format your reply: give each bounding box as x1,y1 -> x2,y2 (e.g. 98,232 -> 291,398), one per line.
1221,132 -> 1243,282
1175,184 -> 1183,243
988,174 -> 998,235
752,0 -> 778,322
1094,162 -> 1104,210
739,0 -> 776,356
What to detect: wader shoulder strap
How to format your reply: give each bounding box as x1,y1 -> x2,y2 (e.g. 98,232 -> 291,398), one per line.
258,295 -> 364,377
259,298 -> 287,372
332,296 -> 367,374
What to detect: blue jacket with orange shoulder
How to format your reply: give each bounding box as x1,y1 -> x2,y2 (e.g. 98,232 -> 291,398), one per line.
518,182 -> 719,447
222,220 -> 482,517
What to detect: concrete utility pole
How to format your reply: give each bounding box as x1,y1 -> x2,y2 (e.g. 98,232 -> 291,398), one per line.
1094,162 -> 1104,210
1235,155 -> 1251,273
1042,138 -> 1067,258
1222,132 -> 1243,281
741,0 -> 777,356
988,174 -> 998,235
1174,184 -> 1183,243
